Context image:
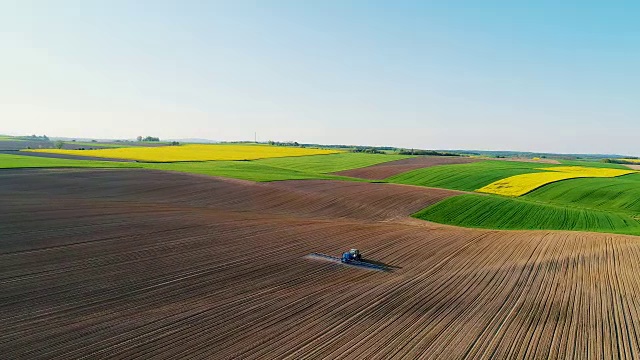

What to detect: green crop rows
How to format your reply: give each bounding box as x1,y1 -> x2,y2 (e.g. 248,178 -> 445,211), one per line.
414,194 -> 640,236
143,161 -> 358,182
0,154 -> 138,169
398,159 -> 640,236
523,173 -> 640,215
255,153 -> 412,173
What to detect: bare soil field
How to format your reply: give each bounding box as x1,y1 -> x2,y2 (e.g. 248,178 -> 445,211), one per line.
0,150 -> 135,162
0,141 -> 120,151
0,140 -> 56,151
333,156 -> 479,180
2,169 -> 640,359
626,164 -> 640,171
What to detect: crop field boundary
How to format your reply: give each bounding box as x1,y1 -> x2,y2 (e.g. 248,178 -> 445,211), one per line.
477,166 -> 636,197
478,171 -> 638,197
4,153 -> 640,237
384,160 -> 564,192
520,171 -> 640,199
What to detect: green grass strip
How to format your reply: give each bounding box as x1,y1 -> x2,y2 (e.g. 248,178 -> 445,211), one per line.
0,154 -> 140,169
141,161 -> 362,182
523,173 -> 640,216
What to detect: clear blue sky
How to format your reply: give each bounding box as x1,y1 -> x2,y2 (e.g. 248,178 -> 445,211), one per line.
2,1 -> 638,155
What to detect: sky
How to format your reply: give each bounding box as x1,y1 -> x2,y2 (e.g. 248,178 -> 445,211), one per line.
1,1 -> 638,155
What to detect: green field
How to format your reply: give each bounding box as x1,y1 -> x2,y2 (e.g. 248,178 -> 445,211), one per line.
143,161 -> 358,182
255,152 -> 412,173
137,152 -> 403,181
0,154 -> 139,169
386,160 -> 554,191
401,160 -> 640,236
414,194 -> 640,236
523,173 -> 640,215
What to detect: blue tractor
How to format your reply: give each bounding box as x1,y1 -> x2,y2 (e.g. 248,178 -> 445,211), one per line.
341,249 -> 362,263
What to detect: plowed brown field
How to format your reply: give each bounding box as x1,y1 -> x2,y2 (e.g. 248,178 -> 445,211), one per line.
334,156 -> 479,180
0,150 -> 135,162
2,169 -> 640,359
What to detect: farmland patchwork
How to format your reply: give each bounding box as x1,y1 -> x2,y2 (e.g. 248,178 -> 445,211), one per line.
410,164 -> 640,236
3,151 -> 639,237
477,166 -> 635,197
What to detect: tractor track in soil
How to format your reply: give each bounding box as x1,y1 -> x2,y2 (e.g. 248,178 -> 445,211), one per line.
2,169 -> 640,359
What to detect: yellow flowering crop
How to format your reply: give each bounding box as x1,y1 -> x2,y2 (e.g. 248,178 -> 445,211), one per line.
26,144 -> 342,162
620,159 -> 640,163
477,166 -> 635,197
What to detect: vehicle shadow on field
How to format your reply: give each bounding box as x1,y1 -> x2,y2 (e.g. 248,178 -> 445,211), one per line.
362,259 -> 402,271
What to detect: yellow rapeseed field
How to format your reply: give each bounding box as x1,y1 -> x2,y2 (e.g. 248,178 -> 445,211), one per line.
477,166 -> 635,197
620,159 -> 640,163
26,144 -> 342,162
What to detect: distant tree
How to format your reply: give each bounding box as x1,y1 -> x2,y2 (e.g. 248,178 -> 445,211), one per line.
396,149 -> 460,156
27,134 -> 49,141
91,139 -> 97,142
72,139 -> 76,142
142,136 -> 160,142
137,136 -> 143,142
268,140 -> 274,145
54,140 -> 65,149
170,141 -> 180,146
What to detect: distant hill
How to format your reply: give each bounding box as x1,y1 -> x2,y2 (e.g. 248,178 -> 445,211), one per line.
446,149 -> 631,160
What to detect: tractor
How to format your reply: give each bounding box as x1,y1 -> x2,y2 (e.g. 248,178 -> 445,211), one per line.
341,249 -> 362,263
